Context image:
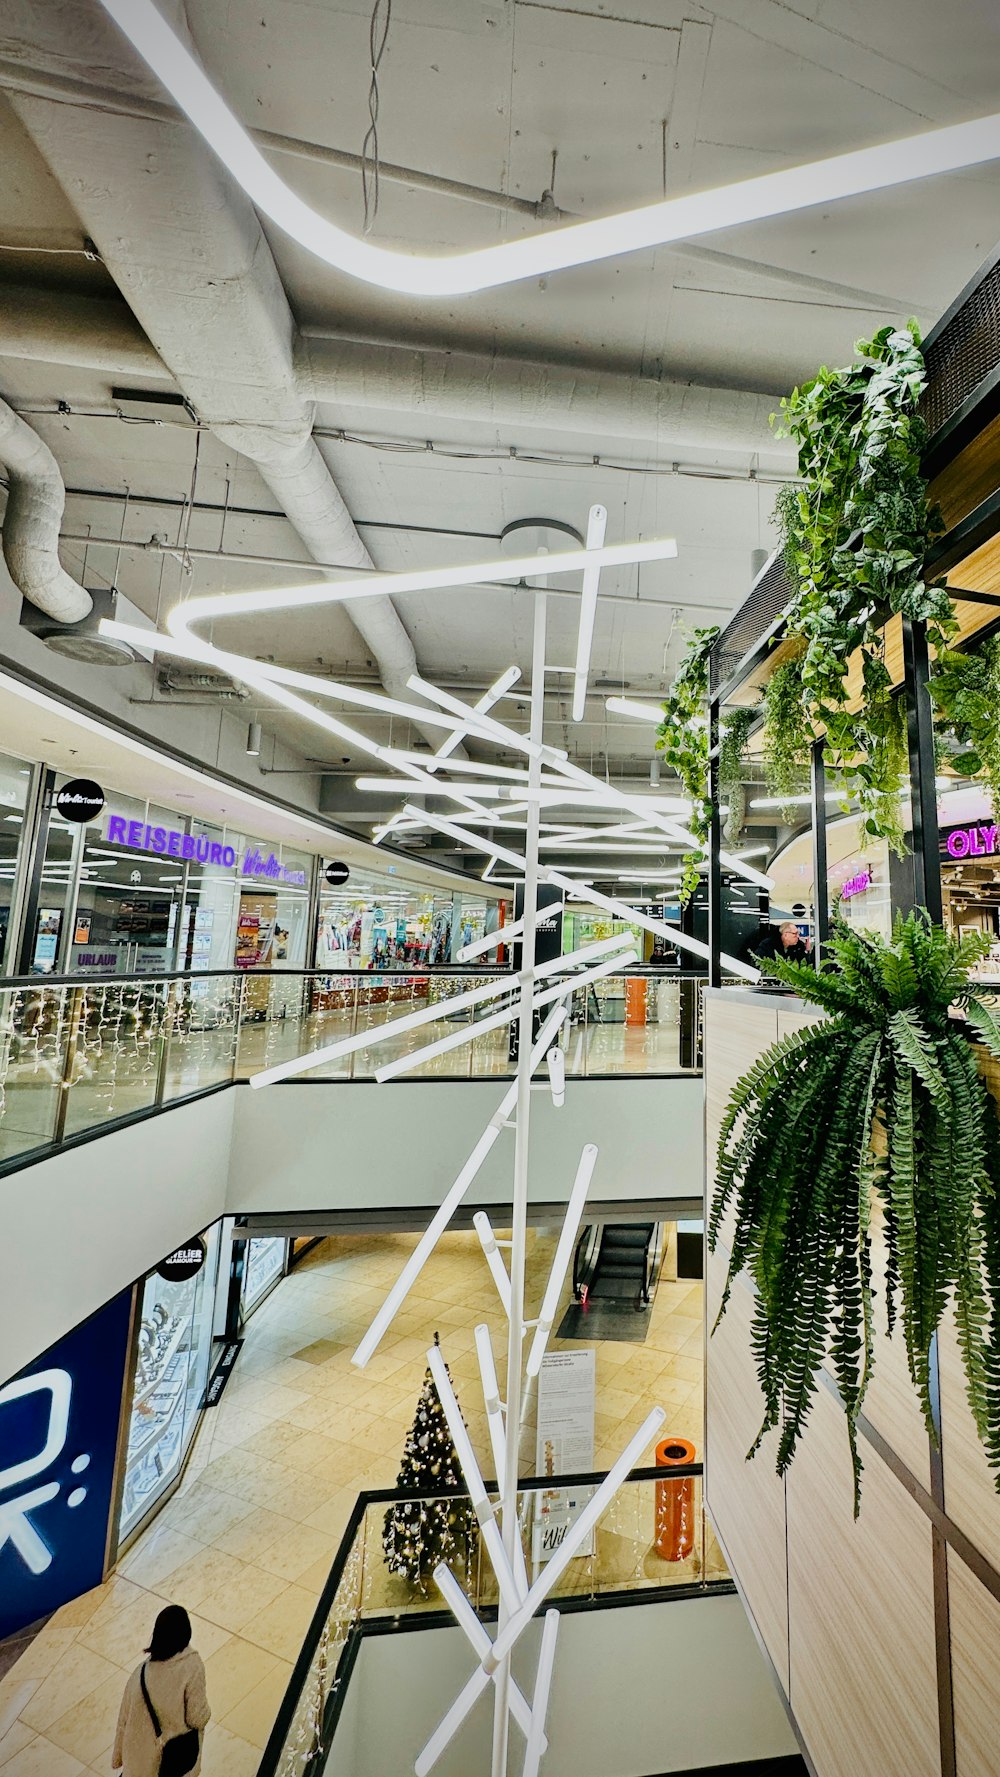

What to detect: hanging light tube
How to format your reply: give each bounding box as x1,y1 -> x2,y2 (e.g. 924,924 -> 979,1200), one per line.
350,1004 -> 568,1368
526,1144 -> 598,1377
522,1611 -> 561,1777
547,1045 -> 565,1108
250,936 -> 622,1088
95,3 -> 1000,297
431,1566 -> 538,1745
475,1323 -> 510,1494
457,917 -> 524,961
487,1407 -> 666,1669
474,1213 -> 512,1317
426,1344 -> 521,1610
424,667 -> 522,772
372,949 -> 637,1083
571,504 -> 608,723
605,696 -> 665,724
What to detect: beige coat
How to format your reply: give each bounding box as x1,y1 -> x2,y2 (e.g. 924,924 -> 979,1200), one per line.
112,1647 -> 211,1777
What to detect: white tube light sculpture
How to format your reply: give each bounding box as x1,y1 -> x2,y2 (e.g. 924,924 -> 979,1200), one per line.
96,2 -> 1000,297
546,1045 -> 565,1109
431,1565 -> 539,1747
457,917 -> 524,962
487,1407 -> 666,1669
473,1213 -> 512,1317
251,934 -> 627,1088
372,949 -> 637,1084
427,1344 -> 521,1611
571,504 -> 608,723
350,1004 -> 567,1368
522,1612 -> 561,1777
525,1144 -> 598,1377
605,696 -> 666,724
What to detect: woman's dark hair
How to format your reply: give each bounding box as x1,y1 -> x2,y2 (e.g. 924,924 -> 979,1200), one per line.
146,1605 -> 192,1661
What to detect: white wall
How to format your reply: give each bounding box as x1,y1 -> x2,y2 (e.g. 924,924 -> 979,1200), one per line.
327,1593 -> 798,1777
226,1078 -> 704,1215
0,1090 -> 233,1383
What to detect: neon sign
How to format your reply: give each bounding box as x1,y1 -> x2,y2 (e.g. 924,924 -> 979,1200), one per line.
943,823 -> 999,860
105,817 -> 306,885
841,868 -> 873,899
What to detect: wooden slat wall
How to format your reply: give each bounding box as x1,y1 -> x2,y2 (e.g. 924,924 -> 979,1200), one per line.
785,1384 -> 940,1777
703,991 -> 1000,1777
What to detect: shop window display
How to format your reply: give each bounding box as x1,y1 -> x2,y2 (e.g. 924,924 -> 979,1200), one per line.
241,1236 -> 288,1315
118,1225 -> 221,1544
0,750 -> 32,971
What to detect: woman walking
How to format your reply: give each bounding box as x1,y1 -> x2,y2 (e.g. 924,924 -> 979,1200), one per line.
112,1604 -> 211,1776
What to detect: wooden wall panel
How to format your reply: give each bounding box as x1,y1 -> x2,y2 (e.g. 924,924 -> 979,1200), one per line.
929,414 -> 1000,531
785,1382 -> 941,1777
705,1245 -> 789,1694
939,1317 -> 1000,1571
949,1551 -> 1000,1777
703,994 -> 778,1256
846,1200 -> 932,1489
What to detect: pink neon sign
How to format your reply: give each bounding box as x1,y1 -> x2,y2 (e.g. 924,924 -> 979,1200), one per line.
943,824 -> 999,860
840,868 -> 873,899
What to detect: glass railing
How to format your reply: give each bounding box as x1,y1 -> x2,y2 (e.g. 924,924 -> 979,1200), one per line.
259,1463 -> 728,1777
0,966 -> 702,1168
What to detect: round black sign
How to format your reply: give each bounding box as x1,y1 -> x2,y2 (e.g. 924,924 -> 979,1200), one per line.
325,860 -> 350,887
55,778 -> 105,824
156,1237 -> 207,1284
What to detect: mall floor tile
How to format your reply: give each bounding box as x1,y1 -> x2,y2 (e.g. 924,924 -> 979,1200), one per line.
1,1230 -> 707,1771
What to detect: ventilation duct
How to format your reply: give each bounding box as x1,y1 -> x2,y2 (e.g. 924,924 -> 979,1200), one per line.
0,395 -> 91,623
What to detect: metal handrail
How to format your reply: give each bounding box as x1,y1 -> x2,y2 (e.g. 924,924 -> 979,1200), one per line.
0,961 -> 703,990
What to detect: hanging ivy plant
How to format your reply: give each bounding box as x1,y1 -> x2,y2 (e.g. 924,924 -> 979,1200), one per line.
709,912 -> 1000,1512
719,707 -> 759,843
930,637 -> 1000,821
656,625 -> 718,903
770,322 -> 950,849
761,651 -> 812,818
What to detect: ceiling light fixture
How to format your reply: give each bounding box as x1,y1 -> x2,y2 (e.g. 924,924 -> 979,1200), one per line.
605,696 -> 667,724
571,504 -> 608,723
96,0 -> 1000,296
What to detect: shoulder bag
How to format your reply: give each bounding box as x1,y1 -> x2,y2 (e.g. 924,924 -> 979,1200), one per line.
139,1663 -> 200,1777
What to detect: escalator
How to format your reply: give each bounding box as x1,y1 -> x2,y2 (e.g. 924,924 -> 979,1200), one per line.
575,1223 -> 659,1306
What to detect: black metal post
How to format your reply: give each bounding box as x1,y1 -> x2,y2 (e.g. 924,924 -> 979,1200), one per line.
901,618 -> 943,924
810,739 -> 829,966
708,698 -> 722,988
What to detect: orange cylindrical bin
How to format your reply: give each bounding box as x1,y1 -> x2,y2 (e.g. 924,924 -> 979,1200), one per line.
654,1437 -> 697,1560
624,976 -> 648,1026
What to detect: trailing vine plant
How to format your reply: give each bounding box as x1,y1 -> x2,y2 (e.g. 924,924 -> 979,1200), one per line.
771,322 -> 950,848
930,635 -> 1000,821
709,913 -> 1000,1512
719,706 -> 760,843
761,650 -> 812,818
655,625 -> 718,902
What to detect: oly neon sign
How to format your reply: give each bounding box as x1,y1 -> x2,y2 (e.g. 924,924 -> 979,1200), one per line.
943,823 -> 999,860
105,817 -> 306,885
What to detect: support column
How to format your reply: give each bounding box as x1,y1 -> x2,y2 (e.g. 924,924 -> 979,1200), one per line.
708,698 -> 722,989
810,739 -> 829,966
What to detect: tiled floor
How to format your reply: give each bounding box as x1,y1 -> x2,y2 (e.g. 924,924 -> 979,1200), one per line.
0,1231 -> 704,1775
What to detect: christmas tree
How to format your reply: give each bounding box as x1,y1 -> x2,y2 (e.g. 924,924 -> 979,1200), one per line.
383,1333 -> 479,1594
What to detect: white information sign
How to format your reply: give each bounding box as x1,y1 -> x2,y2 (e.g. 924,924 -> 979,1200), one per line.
532,1348 -> 596,1566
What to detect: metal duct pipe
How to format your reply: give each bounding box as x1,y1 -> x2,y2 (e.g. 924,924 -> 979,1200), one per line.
0,395 -> 91,622
2,0 -> 438,739
297,335 -> 796,464
2,280 -> 793,465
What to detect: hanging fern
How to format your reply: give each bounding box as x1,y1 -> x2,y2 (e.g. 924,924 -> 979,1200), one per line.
709,913 -> 1000,1513
656,625 -> 718,903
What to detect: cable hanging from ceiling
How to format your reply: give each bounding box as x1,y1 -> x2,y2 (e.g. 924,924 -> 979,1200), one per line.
361,0 -> 393,235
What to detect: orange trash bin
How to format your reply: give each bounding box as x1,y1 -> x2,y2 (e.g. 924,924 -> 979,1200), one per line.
654,1437 -> 697,1560
624,976 -> 647,1025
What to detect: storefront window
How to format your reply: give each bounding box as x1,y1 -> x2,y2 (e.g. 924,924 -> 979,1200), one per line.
30,776 -> 80,973
119,1224 -> 222,1543
0,751 -> 33,971
316,867 -> 441,968
241,1236 -> 287,1315
74,793 -> 184,975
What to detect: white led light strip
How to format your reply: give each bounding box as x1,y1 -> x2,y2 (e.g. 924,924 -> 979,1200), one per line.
96,0 -> 1000,296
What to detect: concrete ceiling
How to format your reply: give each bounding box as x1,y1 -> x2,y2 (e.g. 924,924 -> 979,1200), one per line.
2,0 -> 1000,882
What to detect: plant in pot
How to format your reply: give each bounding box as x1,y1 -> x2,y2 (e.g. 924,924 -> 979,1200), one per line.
709,912 -> 1000,1511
